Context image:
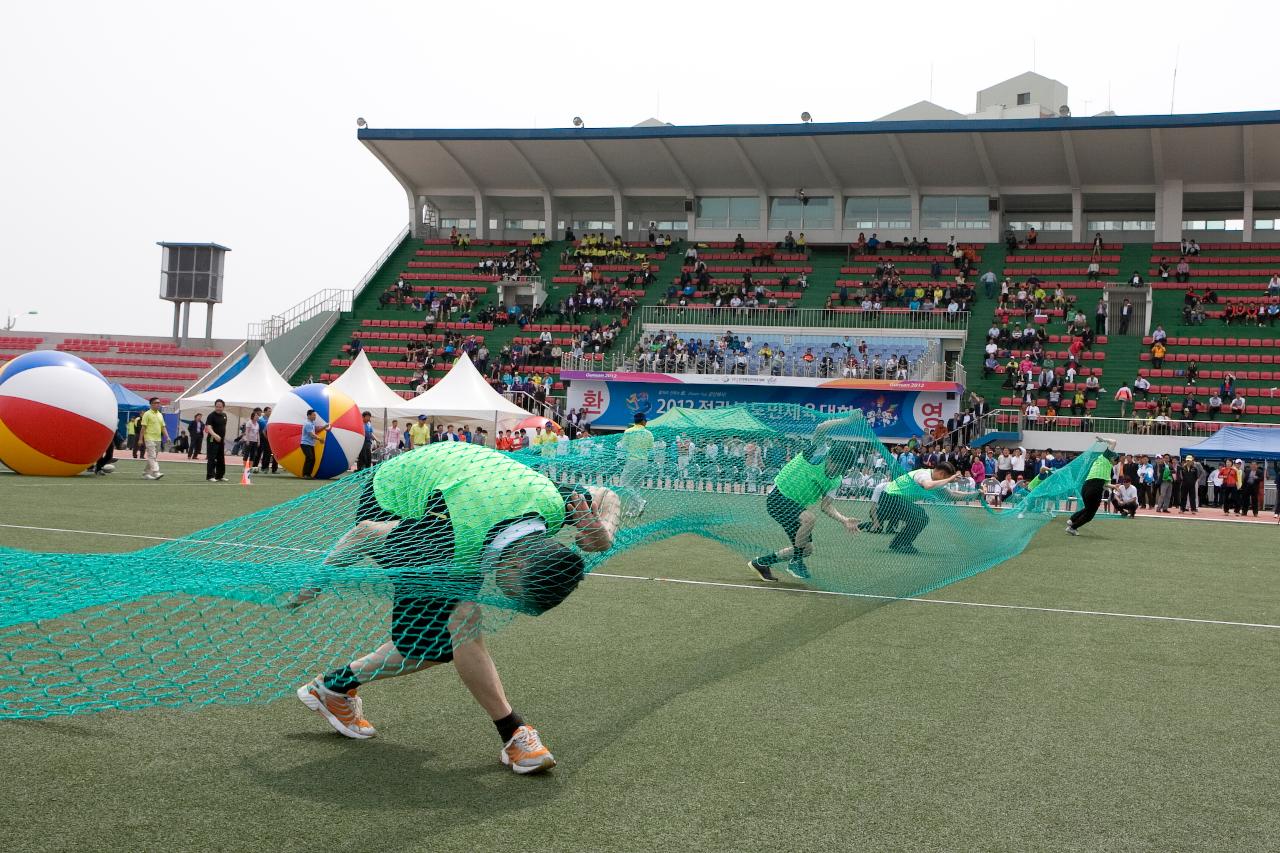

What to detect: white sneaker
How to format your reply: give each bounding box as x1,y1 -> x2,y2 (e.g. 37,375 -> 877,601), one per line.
154,472 -> 164,479
142,474 -> 156,480
296,677 -> 376,739
208,477 -> 217,482
500,725 -> 556,774
1065,525 -> 1078,536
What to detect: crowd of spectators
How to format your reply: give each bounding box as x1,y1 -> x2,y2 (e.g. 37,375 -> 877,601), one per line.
622,330 -> 929,379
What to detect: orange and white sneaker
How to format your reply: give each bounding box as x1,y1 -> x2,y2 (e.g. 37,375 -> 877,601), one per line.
296,677 -> 376,739
500,725 -> 556,775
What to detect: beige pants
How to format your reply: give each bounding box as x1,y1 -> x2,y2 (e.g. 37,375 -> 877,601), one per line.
145,440 -> 161,477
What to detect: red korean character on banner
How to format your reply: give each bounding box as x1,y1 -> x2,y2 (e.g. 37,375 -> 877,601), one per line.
581,389 -> 604,416
919,401 -> 944,431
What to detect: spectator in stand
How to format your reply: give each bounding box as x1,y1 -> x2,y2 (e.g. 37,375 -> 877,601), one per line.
1230,391 -> 1247,421
1026,226 -> 1038,246
205,399 -> 228,482
1129,270 -> 1146,288
1269,274 -> 1280,297
1110,477 -> 1139,518
1133,374 -> 1151,401
1092,232 -> 1104,256
1186,239 -> 1201,255
1086,258 -> 1101,282
1095,298 -> 1107,334
187,413 -> 205,460
1114,383 -> 1133,417
1150,340 -> 1167,369
1176,257 -> 1191,283
140,397 -> 170,481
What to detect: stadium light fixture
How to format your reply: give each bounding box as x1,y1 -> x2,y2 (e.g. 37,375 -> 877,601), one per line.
800,112 -> 813,123
356,117 -> 368,128
572,116 -> 584,128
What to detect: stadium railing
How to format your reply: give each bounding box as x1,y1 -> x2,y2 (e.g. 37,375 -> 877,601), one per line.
987,407 -> 1280,438
632,305 -> 969,332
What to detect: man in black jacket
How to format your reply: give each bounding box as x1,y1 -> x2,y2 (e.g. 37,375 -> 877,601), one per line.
1241,461 -> 1264,516
205,399 -> 229,482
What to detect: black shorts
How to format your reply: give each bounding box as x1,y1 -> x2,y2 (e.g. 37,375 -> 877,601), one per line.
766,488 -> 806,546
362,486 -> 476,662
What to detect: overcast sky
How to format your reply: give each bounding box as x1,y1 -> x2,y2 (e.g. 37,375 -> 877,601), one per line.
2,1 -> 1276,339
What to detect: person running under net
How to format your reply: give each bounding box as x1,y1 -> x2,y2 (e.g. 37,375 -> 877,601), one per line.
873,461 -> 964,555
1065,437 -> 1119,536
748,415 -> 864,581
295,441 -> 620,775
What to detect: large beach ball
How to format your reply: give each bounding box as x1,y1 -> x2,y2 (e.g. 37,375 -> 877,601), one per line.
266,384 -> 365,479
0,351 -> 117,476
516,415 -> 562,444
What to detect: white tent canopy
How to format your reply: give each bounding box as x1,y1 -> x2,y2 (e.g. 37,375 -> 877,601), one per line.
178,348 -> 293,414
406,351 -> 533,428
329,351 -> 429,419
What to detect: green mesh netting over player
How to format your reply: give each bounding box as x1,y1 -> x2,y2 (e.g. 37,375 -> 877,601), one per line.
0,404 -> 1105,718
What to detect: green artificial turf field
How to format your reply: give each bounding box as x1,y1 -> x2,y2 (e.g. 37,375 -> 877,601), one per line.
1,460 -> 1278,852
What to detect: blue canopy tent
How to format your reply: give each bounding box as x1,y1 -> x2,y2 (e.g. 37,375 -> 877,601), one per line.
1180,426 -> 1280,461
109,381 -> 150,412
108,381 -> 150,444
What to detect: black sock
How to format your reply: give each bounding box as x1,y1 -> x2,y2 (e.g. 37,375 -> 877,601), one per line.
494,711 -> 524,743
322,666 -> 361,693
755,554 -> 779,566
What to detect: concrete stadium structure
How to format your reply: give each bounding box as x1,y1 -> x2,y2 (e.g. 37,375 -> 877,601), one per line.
360,105 -> 1280,247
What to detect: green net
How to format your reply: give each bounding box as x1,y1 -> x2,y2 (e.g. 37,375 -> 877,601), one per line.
0,403 -> 1104,719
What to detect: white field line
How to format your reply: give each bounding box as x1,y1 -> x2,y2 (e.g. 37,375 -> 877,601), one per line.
0,522 -> 1277,631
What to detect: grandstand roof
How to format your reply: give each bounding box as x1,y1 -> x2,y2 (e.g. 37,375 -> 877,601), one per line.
360,110 -> 1280,200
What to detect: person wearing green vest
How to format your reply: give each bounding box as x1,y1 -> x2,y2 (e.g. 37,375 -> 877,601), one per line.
1065,438 -> 1119,535
617,412 -> 655,517
296,442 -> 621,775
748,415 -> 863,582
876,461 -> 962,554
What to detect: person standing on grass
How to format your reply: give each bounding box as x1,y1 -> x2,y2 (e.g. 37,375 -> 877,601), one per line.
1217,459 -> 1240,515
126,414 -> 140,458
187,412 -> 205,460
1153,454 -> 1175,513
383,420 -> 404,461
357,411 -> 375,470
1065,438 -> 1119,535
1241,461 -> 1264,517
243,407 -> 262,472
409,414 -> 431,449
139,397 -> 169,480
300,409 -> 328,479
258,406 -> 278,474
1177,455 -> 1200,514
205,399 -> 228,482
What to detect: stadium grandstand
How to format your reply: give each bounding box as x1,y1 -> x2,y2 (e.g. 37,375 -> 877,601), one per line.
240,72 -> 1280,454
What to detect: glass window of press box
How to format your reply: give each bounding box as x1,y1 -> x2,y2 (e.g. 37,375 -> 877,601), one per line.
844,196 -> 911,230
768,196 -> 833,230
695,197 -> 760,229
921,195 -> 990,230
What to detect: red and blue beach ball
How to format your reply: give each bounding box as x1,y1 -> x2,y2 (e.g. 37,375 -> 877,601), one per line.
0,351 -> 117,476
266,383 -> 366,479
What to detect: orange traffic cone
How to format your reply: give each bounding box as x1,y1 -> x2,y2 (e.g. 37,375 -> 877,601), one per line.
241,458 -> 252,486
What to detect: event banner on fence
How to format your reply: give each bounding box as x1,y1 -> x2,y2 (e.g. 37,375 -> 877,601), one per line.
564,373 -> 960,436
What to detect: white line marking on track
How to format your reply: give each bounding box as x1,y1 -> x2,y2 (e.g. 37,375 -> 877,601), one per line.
0,523 -> 326,553
586,573 -> 1280,631
1,523 -> 1276,631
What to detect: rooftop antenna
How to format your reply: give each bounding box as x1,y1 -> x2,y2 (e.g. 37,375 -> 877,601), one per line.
1170,45 -> 1180,114
929,61 -> 934,101
1032,39 -> 1037,73
1107,81 -> 1112,112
